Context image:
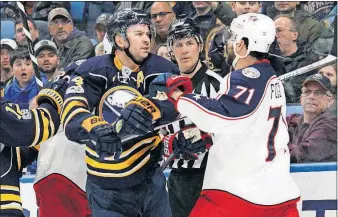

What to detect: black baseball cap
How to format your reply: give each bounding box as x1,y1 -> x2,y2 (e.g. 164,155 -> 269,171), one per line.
303,73 -> 333,94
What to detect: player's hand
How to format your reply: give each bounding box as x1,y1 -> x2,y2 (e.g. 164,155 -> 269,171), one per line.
163,127 -> 213,160
35,78 -> 68,114
149,74 -> 193,103
149,73 -> 175,97
114,96 -> 161,136
81,116 -> 122,160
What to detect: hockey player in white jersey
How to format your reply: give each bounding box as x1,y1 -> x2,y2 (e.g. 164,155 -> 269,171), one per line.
148,13 -> 301,217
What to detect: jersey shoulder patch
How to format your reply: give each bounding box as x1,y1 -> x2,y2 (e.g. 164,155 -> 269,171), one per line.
242,67 -> 260,79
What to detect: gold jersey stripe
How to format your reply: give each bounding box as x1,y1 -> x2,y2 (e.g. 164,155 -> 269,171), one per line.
30,109 -> 40,147
0,185 -> 19,191
63,108 -> 90,128
40,107 -> 55,137
87,155 -> 150,178
85,136 -> 160,160
41,110 -> 50,143
85,144 -> 152,171
0,203 -> 23,211
16,147 -> 21,171
0,194 -> 22,202
61,101 -> 87,123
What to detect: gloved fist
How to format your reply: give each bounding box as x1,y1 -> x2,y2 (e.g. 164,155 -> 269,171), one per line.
81,116 -> 122,160
149,73 -> 175,97
114,96 -> 161,136
35,78 -> 69,114
149,74 -> 193,103
163,127 -> 213,161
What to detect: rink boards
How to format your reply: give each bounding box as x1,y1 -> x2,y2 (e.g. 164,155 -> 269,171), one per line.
20,162 -> 337,217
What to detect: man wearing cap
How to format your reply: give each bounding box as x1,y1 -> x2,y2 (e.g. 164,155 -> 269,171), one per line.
288,73 -> 337,163
95,13 -> 111,43
48,7 -> 94,69
35,39 -> 60,81
1,39 -> 17,87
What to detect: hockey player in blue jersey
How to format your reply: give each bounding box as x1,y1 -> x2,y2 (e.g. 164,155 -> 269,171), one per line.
62,8 -> 180,217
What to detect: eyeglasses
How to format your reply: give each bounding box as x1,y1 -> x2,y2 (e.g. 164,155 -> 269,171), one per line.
49,19 -> 71,27
301,89 -> 330,98
151,12 -> 172,20
276,28 -> 296,34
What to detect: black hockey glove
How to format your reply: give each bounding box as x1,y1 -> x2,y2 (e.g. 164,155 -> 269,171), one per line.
81,116 -> 122,160
114,96 -> 161,136
163,127 -> 213,161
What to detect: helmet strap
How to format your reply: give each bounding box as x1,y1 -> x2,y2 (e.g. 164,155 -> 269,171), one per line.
124,38 -> 146,65
232,42 -> 250,69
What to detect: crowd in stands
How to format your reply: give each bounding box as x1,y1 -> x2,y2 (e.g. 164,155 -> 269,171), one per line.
0,1 -> 336,173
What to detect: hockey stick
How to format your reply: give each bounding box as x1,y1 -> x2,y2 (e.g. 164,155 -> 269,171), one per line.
161,149 -> 179,171
279,54 -> 337,81
16,2 -> 43,87
120,116 -> 188,143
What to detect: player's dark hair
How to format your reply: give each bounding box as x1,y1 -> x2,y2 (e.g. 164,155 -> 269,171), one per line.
242,37 -> 268,60
10,49 -> 31,67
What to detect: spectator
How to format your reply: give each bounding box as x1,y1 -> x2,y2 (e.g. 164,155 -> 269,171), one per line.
1,39 -> 17,86
32,2 -> 70,21
15,17 -> 40,48
5,50 -> 40,109
303,1 -> 337,21
23,1 -> 34,15
191,2 -> 216,42
206,2 -> 237,26
319,64 -> 337,115
231,1 -> 262,15
274,15 -> 318,102
47,8 -> 94,69
267,2 -> 326,52
84,2 -> 117,38
171,2 -> 196,19
156,43 -> 170,60
0,2 -> 19,20
94,13 -> 111,43
34,40 -> 60,80
150,2 -> 176,53
288,73 -> 337,163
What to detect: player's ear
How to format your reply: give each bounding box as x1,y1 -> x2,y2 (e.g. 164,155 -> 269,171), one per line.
115,34 -> 126,49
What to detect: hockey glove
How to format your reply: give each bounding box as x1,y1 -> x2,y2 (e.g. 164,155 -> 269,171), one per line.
149,74 -> 193,103
81,116 -> 122,160
35,78 -> 69,114
163,127 -> 213,161
114,96 -> 162,136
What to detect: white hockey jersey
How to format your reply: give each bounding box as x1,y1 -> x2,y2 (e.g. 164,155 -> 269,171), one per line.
35,127 -> 87,191
175,60 -> 300,205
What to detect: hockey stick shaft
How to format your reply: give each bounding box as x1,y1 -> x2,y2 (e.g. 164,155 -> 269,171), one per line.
161,149 -> 180,171
279,55 -> 337,81
16,2 -> 43,87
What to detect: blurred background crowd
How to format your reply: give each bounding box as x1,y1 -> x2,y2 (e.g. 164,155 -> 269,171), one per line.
0,1 -> 337,172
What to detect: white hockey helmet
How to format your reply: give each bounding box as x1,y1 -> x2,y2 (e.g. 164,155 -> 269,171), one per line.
229,13 -> 275,66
